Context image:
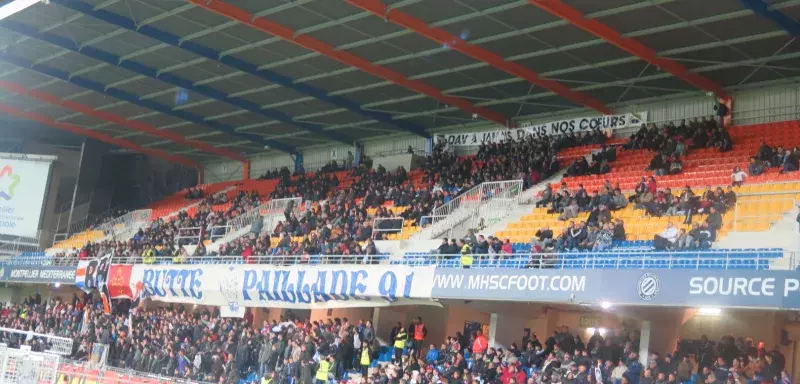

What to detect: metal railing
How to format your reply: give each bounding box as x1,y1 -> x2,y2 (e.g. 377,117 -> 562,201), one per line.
41,249 -> 786,270
58,359 -> 216,384
0,232 -> 42,256
403,250 -> 789,270
0,327 -> 73,356
731,104 -> 800,126
0,346 -> 60,384
95,209 -> 152,242
420,180 -> 523,239
212,197 -> 302,246
371,217 -> 405,240
128,253 -> 389,265
207,225 -> 230,242
370,147 -> 424,157
175,226 -> 203,246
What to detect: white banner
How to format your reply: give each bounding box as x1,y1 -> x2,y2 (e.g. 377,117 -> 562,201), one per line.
436,112 -> 647,147
0,158 -> 51,238
124,264 -> 437,310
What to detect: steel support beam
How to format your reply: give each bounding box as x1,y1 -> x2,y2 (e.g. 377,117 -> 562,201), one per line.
126,4 -> 785,133
140,30 -> 790,148
0,51 -> 297,154
527,0 -> 730,99
346,0 -> 611,114
0,79 -> 247,164
739,0 -> 800,36
0,102 -> 200,169
185,0 -> 512,128
65,0 -> 790,141
0,20 -> 354,146
51,0 -> 429,139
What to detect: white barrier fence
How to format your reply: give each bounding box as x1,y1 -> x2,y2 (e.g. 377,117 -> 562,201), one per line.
420,180 -> 523,240
0,344 -> 60,384
96,209 -> 153,241
213,196 -> 302,246
0,327 -> 73,356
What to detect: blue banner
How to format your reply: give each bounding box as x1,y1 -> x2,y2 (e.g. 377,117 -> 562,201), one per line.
431,268 -> 800,309
0,265 -> 75,284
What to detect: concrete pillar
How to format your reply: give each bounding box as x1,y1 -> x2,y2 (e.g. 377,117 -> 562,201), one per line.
487,312 -> 528,349
639,320 -> 651,366
372,307 -> 406,346
488,313 -> 499,348
543,307 -> 561,339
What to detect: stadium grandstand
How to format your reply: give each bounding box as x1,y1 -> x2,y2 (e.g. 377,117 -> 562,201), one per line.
0,0 -> 799,384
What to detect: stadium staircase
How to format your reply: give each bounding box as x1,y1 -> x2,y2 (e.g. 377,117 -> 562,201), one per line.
200,197 -> 303,254
403,142 -> 612,250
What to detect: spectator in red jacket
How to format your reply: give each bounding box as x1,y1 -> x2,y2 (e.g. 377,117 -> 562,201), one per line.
501,363 -> 527,384
501,239 -> 513,255
647,176 -> 658,194
473,329 -> 488,355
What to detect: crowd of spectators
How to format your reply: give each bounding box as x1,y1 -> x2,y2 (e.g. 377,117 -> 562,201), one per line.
55,190 -> 263,264
628,181 -> 735,224
751,142 -> 800,175
211,131 -> 599,260
625,118 -> 730,154
54,128 -> 626,265
623,118 -> 731,179
532,182 -> 627,253
564,144 -> 615,178
185,187 -> 206,200
86,208 -> 131,229
529,176 -> 735,253
0,293 -> 792,384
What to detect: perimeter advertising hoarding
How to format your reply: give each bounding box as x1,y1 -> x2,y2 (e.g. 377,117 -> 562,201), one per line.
431,268 -> 800,309
64,262 -> 800,310
0,266 -> 75,284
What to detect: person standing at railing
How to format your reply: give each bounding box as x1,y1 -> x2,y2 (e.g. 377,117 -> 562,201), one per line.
459,240 -> 473,269
409,317 -> 428,361
142,247 -> 156,264
392,325 -> 408,367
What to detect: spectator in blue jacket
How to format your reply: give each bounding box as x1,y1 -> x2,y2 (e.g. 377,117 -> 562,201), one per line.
426,344 -> 440,364
177,349 -> 191,376
625,352 -> 642,384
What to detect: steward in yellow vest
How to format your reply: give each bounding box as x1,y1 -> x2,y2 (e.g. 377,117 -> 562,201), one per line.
315,356 -> 333,384
393,328 -> 408,364
360,346 -> 371,376
459,240 -> 473,268
142,248 -> 156,264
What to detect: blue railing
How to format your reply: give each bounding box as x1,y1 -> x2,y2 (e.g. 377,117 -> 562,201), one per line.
4,249 -> 791,270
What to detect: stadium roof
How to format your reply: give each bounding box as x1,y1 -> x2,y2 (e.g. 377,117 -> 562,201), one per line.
0,0 -> 799,161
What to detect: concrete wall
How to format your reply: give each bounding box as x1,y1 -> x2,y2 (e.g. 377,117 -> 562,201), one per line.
492,313 -> 528,349
677,309 -> 782,347
446,305 -> 491,343
310,307 -> 373,324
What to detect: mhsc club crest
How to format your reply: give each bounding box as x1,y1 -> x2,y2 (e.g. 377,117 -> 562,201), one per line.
637,272 -> 660,301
